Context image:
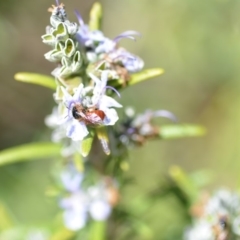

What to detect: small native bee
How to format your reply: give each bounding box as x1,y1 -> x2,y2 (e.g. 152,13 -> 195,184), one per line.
72,103 -> 106,125
212,215 -> 229,240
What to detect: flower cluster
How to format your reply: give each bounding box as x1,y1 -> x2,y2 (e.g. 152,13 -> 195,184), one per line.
75,11 -> 144,79
59,165 -> 118,230
184,190 -> 240,240
45,71 -> 122,156
42,2 -> 145,157
41,1 -> 177,234
61,71 -> 122,141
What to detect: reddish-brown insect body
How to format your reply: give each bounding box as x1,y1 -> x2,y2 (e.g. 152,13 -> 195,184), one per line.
72,104 -> 106,125
91,109 -> 105,121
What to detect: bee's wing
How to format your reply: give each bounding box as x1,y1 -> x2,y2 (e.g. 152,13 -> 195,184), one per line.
84,112 -> 103,125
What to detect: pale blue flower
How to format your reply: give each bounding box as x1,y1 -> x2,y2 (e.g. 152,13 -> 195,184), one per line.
95,31 -> 140,54
60,84 -> 89,141
74,11 -> 144,72
61,71 -> 122,141
184,189 -> 240,240
94,31 -> 144,73
59,168 -> 112,230
132,110 -> 177,136
61,166 -> 83,192
75,10 -> 105,48
89,199 -> 111,221
45,105 -> 82,157
107,47 -> 144,73
119,109 -> 177,145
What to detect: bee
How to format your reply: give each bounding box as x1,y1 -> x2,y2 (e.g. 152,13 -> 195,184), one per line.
72,103 -> 106,125
212,215 -> 229,240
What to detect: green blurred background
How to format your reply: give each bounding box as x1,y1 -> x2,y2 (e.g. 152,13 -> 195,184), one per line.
1,0 -> 240,238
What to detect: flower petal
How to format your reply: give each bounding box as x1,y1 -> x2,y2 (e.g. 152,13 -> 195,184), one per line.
100,95 -> 122,108
101,70 -> 108,88
61,169 -> 83,192
63,209 -> 87,230
102,108 -> 119,125
61,86 -> 72,103
73,83 -> 84,102
66,121 -> 89,141
95,38 -> 116,54
89,200 -> 111,221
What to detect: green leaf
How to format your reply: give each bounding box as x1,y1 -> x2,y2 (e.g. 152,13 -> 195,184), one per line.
90,221 -> 106,240
169,165 -> 198,203
129,68 -> 165,86
112,68 -> 164,89
89,2 -> 102,31
50,228 -> 75,240
14,72 -> 56,90
0,201 -> 15,230
81,130 -> 95,157
0,142 -> 61,166
73,153 -> 84,172
159,124 -> 206,139
96,127 -> 110,155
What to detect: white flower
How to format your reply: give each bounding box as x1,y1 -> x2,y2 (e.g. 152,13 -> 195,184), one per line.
61,71 -> 122,142
60,192 -> 89,230
107,48 -> 144,73
59,168 -> 113,231
45,105 -> 67,143
45,106 -> 82,157
233,216 -> 240,236
184,220 -> 214,240
89,200 -> 111,221
74,10 -> 105,49
184,189 -> 240,239
61,165 -> 83,192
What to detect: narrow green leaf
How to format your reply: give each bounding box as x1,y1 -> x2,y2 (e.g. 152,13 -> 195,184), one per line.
96,127 -> 110,155
89,2 -> 102,31
90,221 -> 106,240
0,142 -> 61,166
0,201 -> 15,230
14,72 -> 56,90
81,130 -> 95,157
73,153 -> 84,172
169,165 -> 198,203
129,68 -> 164,86
159,124 -> 206,139
50,228 -> 75,240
